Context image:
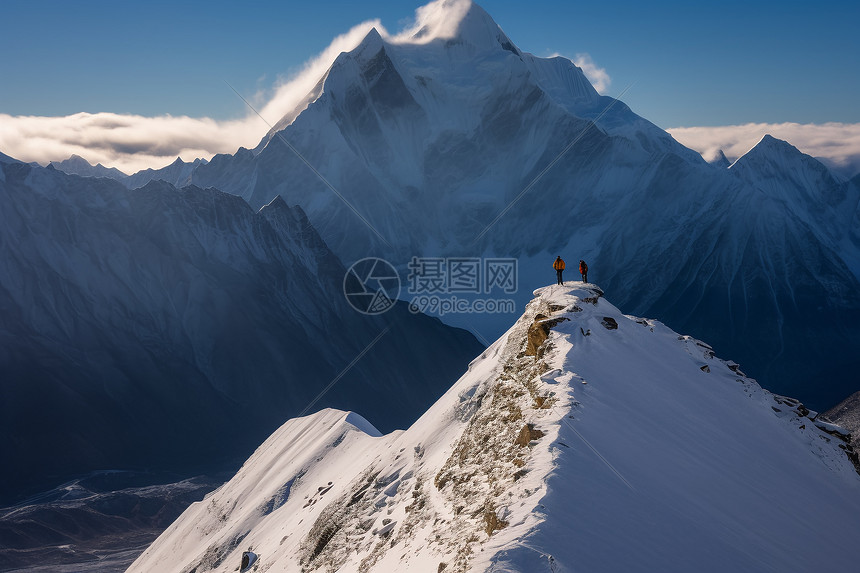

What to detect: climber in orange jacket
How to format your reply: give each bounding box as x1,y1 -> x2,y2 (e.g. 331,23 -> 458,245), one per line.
553,256 -> 565,285
579,260 -> 588,283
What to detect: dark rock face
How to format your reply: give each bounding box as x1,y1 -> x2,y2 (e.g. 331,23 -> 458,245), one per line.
0,163 -> 483,504
514,423 -> 544,447
601,317 -> 618,330
824,391 -> 860,438
525,314 -> 569,357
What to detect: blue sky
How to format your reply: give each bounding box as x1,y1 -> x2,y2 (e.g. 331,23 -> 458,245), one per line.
1,0 -> 858,172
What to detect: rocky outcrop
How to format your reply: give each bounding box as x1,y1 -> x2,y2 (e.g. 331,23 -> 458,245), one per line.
525,314 -> 569,357
823,391 -> 860,437
514,423 -> 545,447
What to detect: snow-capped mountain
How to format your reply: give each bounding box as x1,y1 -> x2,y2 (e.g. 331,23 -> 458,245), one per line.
124,156 -> 209,190
181,0 -> 860,412
49,153 -> 209,191
49,153 -> 131,181
0,158 -> 482,503
729,134 -> 860,274
130,284 -> 860,573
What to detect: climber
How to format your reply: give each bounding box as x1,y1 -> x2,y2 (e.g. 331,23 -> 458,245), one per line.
553,256 -> 565,285
579,260 -> 588,283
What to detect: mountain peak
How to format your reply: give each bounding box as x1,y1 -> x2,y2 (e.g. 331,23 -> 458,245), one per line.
754,133 -> 798,154
707,149 -> 731,168
51,154 -> 92,168
730,134 -> 804,172
353,25 -> 386,59
399,0 -> 515,51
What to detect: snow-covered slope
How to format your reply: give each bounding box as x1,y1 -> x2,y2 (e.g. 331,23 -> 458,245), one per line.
185,0 -> 860,412
0,161 -> 482,503
130,284 -> 860,572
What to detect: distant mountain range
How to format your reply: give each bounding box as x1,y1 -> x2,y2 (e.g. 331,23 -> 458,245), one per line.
0,157 -> 482,503
49,154 -> 208,189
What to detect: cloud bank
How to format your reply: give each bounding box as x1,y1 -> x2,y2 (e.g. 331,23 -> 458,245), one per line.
0,0 -> 493,174
0,0 -> 616,174
0,19 -> 382,174
668,122 -> 860,176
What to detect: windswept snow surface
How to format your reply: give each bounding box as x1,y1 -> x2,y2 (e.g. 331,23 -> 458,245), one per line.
130,285 -> 860,573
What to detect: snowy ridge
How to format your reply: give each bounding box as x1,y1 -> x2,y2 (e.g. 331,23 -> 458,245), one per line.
130,285 -> 860,572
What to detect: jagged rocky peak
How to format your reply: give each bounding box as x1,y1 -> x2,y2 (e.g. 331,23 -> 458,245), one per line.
753,133 -> 798,154
48,153 -> 129,180
732,133 -> 804,166
709,149 -> 731,168
64,153 -> 90,166
338,26 -> 387,68
258,194 -> 308,230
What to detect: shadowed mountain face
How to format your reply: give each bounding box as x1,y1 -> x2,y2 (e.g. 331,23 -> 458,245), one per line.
0,160 -> 483,504
181,2 -> 860,411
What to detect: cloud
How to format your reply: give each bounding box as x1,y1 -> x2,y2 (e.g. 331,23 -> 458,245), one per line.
0,112 -> 252,174
546,52 -> 611,95
0,1 -> 487,174
572,53 -> 611,94
668,122 -> 860,176
257,20 -> 382,124
0,20 -> 381,175
390,0 -> 472,44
